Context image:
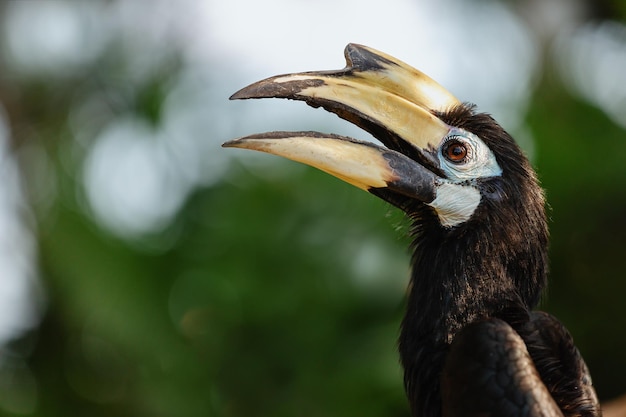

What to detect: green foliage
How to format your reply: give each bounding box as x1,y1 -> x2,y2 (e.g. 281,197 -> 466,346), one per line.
32,166 -> 410,417
529,75 -> 626,399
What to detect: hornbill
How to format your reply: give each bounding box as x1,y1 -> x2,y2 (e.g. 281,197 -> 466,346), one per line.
223,44 -> 601,417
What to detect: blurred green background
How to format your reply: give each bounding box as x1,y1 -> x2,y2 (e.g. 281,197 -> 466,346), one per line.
0,0 -> 625,416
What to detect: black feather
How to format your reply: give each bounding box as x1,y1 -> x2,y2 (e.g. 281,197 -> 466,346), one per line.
396,104 -> 598,416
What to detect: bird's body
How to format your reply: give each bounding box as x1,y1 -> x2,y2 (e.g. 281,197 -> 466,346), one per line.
224,44 -> 601,416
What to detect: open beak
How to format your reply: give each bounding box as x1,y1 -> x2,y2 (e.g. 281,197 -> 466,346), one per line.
223,44 -> 460,206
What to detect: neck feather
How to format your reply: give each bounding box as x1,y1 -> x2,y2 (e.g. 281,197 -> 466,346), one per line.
399,185 -> 548,416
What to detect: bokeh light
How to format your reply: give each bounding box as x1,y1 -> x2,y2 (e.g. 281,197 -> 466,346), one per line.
555,20 -> 626,128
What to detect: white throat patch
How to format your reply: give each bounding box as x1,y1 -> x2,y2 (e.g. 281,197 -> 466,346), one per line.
427,182 -> 481,228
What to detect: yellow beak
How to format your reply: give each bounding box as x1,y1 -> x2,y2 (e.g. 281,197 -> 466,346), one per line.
224,44 -> 460,204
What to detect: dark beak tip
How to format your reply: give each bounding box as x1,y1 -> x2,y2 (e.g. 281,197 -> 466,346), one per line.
229,88 -> 250,100
230,81 -> 272,100
222,137 -> 248,148
229,77 -> 294,101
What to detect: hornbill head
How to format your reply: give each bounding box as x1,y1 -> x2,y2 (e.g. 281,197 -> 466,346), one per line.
224,44 -> 555,416
224,44 -> 548,309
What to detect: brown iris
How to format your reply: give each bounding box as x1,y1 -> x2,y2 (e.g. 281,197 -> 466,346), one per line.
444,140 -> 468,163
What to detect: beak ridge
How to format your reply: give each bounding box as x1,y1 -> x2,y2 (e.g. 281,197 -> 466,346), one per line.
229,44 -> 455,155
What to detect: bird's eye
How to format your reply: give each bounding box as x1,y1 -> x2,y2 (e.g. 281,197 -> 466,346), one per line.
443,139 -> 469,163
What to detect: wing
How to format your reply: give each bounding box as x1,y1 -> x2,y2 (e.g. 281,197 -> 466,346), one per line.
523,311 -> 601,417
441,318 -> 563,417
